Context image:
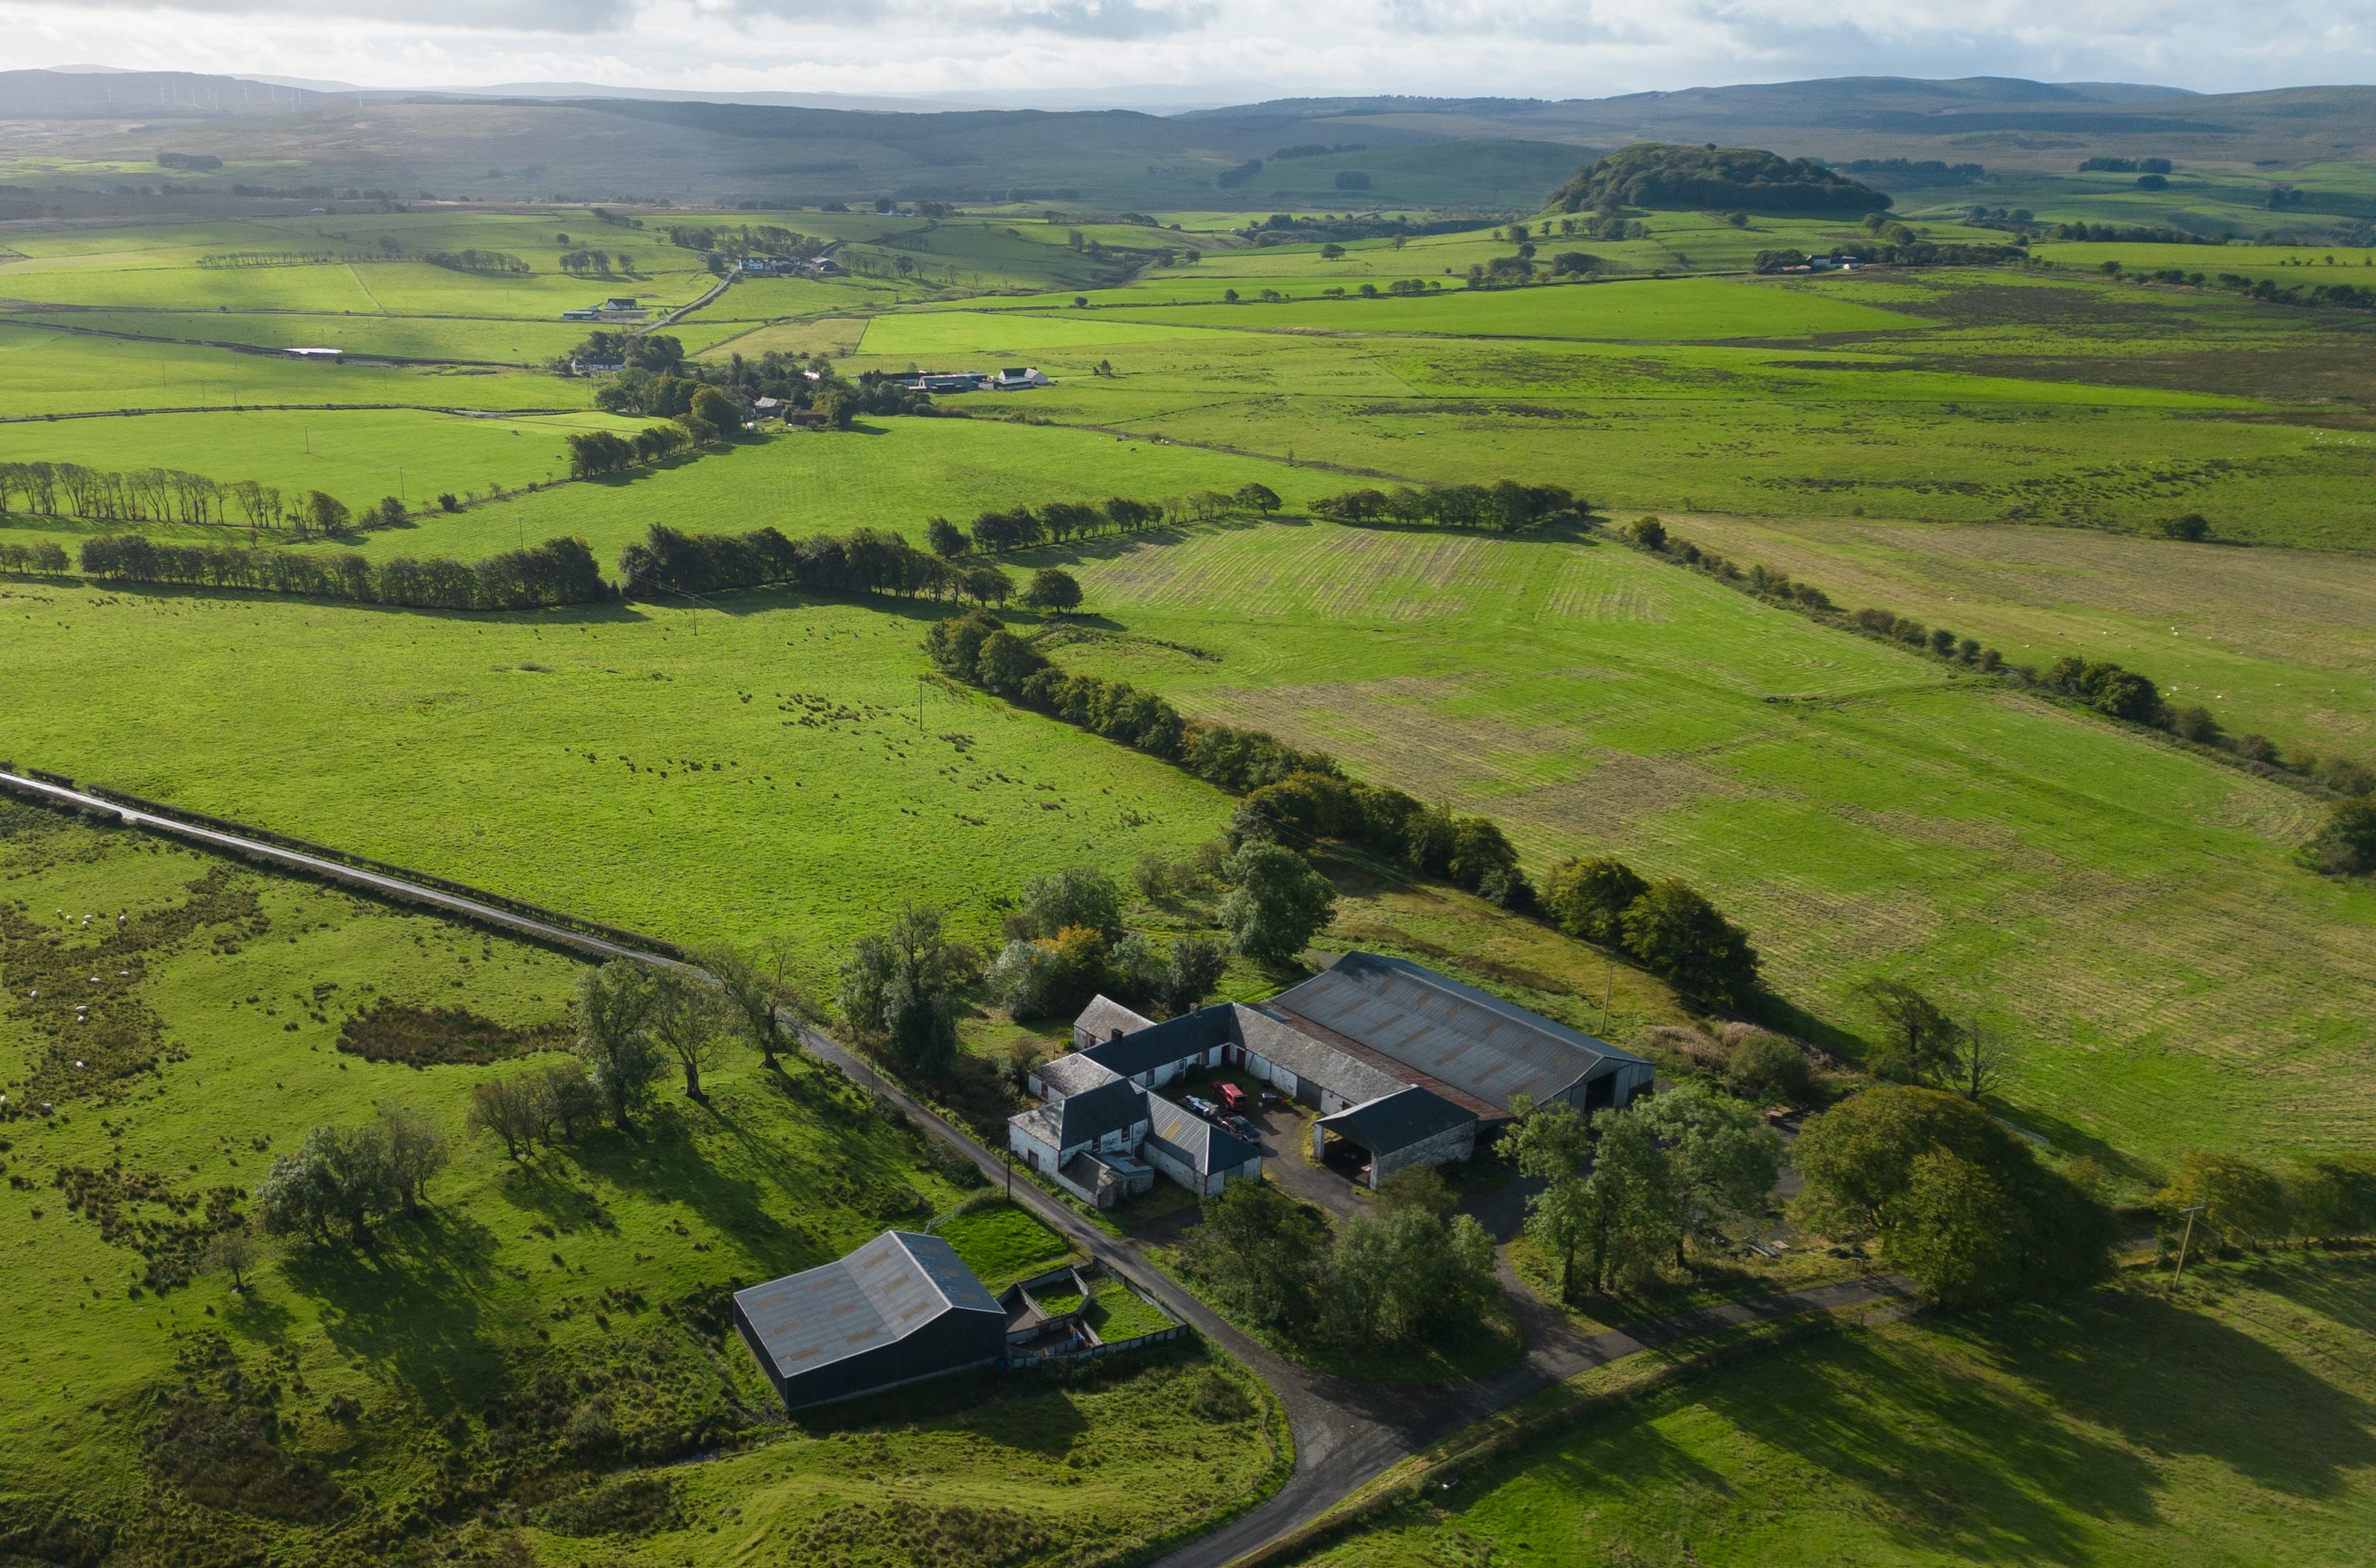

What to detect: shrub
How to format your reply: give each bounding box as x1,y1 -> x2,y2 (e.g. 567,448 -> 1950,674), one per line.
1219,842 -> 1338,963
2302,798 -> 2376,876
1620,881 -> 1760,1010
1543,855 -> 1648,946
1726,1030 -> 1812,1104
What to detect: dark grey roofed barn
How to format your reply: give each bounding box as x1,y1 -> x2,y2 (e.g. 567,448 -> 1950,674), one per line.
733,1230 -> 1006,1412
1269,951 -> 1655,1114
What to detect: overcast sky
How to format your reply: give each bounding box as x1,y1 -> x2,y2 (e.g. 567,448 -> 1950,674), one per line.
2,0 -> 2368,102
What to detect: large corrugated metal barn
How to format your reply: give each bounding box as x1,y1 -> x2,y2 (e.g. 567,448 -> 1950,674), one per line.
732,1230 -> 1007,1412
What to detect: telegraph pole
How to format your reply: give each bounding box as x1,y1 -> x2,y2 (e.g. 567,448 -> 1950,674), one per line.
2169,1203 -> 2207,1294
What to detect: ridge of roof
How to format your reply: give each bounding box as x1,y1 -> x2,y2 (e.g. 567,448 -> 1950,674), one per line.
1252,999 -> 1505,1120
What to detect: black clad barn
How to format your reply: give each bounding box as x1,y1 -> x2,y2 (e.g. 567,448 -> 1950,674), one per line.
732,1230 -> 1006,1412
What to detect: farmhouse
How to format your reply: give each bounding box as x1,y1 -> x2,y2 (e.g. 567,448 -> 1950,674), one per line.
732,1230 -> 1007,1412
992,366 -> 1051,389
1020,952 -> 1654,1192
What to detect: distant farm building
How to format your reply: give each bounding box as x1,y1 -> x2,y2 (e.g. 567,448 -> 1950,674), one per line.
1020,952 -> 1653,1194
992,366 -> 1051,389
733,1230 -> 1005,1412
902,371 -> 995,393
284,346 -> 342,360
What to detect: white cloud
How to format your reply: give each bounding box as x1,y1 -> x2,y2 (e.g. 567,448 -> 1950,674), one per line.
0,0 -> 2367,96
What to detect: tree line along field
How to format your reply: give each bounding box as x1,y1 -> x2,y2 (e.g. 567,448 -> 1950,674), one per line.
0,804 -> 1280,1566
1295,1255 -> 2376,1568
1012,517 -> 2376,1168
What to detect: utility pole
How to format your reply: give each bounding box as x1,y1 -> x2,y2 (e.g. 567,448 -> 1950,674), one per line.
2169,1202 -> 2207,1294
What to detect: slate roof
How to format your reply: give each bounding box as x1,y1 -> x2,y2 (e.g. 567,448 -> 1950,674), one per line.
1083,1004 -> 1232,1079
734,1230 -> 1000,1381
1035,1052 -> 1123,1099
1230,1002 -> 1406,1105
1144,1093 -> 1263,1177
1269,951 -> 1650,1114
1318,1085 -> 1476,1153
1048,1076 -> 1147,1149
1074,994 -> 1155,1045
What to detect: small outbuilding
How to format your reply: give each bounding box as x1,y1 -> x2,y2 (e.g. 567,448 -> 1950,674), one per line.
733,1230 -> 1006,1412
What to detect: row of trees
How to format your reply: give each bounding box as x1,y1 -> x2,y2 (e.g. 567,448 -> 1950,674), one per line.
948,486 -> 1278,556
1308,480 -> 1577,533
1180,1174 -> 1499,1351
1230,767 -> 1528,907
1542,856 -> 1761,1011
566,420 -> 708,479
2155,1149 -> 2376,1253
0,540 -> 69,573
0,461 -> 286,529
925,609 -> 1335,793
79,533 -> 614,612
618,521 -> 1031,606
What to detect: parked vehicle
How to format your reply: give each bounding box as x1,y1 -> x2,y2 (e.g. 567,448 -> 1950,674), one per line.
1183,1095 -> 1221,1119
1221,1114 -> 1262,1143
1216,1082 -> 1248,1114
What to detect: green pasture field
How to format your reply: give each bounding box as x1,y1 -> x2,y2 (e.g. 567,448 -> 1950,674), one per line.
1301,1255 -> 2376,1568
690,316 -> 870,361
1668,513 -> 2376,766
0,806 -> 1278,1567
1017,517 -> 2376,1167
0,406 -> 635,513
328,416 -> 1328,566
846,267 -> 2376,550
0,577 -> 1231,995
0,324 -> 593,416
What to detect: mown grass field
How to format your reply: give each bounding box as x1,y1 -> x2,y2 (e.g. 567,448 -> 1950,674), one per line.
1024,518 -> 2376,1168
1301,1255 -> 2376,1568
0,576 -> 1231,995
0,804 -> 1279,1568
1668,513 -> 2376,766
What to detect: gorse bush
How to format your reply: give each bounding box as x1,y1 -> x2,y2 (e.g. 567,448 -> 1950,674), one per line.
79,534 -> 613,611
